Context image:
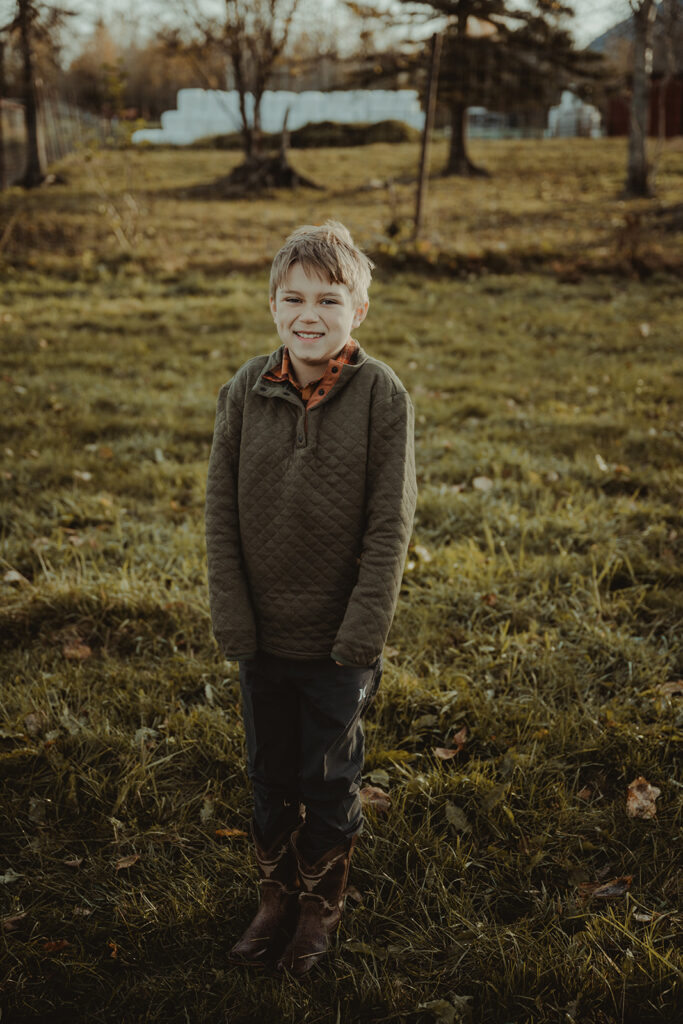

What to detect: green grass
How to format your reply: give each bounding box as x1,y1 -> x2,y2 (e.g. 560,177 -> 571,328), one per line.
1,141 -> 682,1023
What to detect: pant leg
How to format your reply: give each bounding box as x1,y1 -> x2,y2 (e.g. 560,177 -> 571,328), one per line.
238,653 -> 301,846
294,656 -> 383,860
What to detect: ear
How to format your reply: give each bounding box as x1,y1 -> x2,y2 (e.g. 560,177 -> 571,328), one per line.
352,299 -> 369,329
269,295 -> 277,321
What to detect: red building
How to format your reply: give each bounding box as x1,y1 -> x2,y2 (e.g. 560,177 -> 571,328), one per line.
590,1 -> 683,137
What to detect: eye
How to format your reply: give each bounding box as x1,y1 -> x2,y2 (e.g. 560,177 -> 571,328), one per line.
284,297 -> 301,303
321,299 -> 339,305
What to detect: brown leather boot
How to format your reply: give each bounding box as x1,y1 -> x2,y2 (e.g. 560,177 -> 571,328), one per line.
276,831 -> 357,978
229,824 -> 300,966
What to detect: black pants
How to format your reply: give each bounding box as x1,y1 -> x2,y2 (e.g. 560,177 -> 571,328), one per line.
238,652 -> 382,861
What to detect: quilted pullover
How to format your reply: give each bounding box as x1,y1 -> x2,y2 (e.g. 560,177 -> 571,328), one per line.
204,343 -> 417,667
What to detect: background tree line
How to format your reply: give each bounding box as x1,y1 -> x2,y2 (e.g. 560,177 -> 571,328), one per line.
1,0 -> 680,196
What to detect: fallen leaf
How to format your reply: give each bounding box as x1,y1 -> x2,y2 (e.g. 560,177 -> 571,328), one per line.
73,906 -> 93,917
445,802 -> 470,832
436,726 -> 467,758
577,786 -> 592,801
134,726 -> 158,747
72,470 -> 92,481
43,939 -> 71,953
639,322 -> 650,338
451,726 -> 467,751
626,776 -> 660,819
414,543 -> 432,562
2,912 -> 27,932
418,995 -> 473,1023
359,786 -> 391,814
595,453 -> 608,472
472,475 -> 493,492
24,712 -> 47,737
579,875 -> 633,899
115,854 -> 140,870
215,828 -> 247,838
384,645 -> 399,658
366,768 -> 390,787
63,641 -> 92,661
413,714 -> 438,729
482,592 -> 497,606
482,782 -> 508,812
0,868 -> 23,885
108,940 -> 119,959
200,797 -> 214,823
98,446 -> 114,460
63,856 -> 83,868
4,568 -> 31,586
655,681 -> 683,699
28,797 -> 46,824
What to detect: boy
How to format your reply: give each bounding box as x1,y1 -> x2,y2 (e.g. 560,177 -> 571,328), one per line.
204,221 -> 416,976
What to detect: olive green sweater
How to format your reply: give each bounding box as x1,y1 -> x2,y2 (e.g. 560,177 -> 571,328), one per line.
204,343 -> 417,667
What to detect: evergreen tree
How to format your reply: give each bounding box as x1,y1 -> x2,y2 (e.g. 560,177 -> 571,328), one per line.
357,1 -> 604,176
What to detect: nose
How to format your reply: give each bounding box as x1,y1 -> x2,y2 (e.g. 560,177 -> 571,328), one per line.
299,306 -> 319,322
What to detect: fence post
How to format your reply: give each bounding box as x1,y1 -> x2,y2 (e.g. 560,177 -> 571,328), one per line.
414,33 -> 442,241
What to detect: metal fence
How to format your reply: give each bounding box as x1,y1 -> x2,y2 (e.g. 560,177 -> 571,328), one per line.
1,95 -> 105,188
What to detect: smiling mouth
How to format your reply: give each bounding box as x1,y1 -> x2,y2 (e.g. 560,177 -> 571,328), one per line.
294,331 -> 324,339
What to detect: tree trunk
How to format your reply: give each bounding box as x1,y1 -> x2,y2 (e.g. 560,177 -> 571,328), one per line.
625,0 -> 656,197
0,39 -> 6,191
442,6 -> 487,178
18,0 -> 45,188
252,88 -> 263,160
444,101 -> 488,177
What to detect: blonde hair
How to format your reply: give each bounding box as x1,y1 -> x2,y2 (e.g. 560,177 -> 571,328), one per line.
269,220 -> 374,305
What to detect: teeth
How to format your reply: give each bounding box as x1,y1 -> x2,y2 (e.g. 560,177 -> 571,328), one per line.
296,332 -> 323,338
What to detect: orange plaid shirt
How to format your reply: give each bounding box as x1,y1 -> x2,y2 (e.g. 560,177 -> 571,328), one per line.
263,338 -> 359,411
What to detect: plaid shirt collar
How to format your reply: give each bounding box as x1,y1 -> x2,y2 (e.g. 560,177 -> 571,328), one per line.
263,338 -> 359,409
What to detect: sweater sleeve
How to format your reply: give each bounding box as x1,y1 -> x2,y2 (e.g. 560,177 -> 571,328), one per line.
331,390 -> 417,667
204,380 -> 258,660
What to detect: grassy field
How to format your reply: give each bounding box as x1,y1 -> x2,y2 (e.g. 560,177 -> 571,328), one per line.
0,139 -> 682,1024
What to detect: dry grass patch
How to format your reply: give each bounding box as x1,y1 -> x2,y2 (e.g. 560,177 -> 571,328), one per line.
1,145 -> 682,1023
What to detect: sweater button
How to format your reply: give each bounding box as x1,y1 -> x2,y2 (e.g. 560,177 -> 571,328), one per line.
297,434 -> 304,443
331,367 -> 338,373
318,388 -> 324,396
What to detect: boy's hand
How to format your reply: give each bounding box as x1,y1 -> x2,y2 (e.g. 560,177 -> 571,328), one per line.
335,660 -> 343,666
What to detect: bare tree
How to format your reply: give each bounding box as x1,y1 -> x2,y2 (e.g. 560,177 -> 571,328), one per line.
183,0 -> 300,161
624,0 -> 656,196
16,0 -> 44,186
4,1 -> 73,189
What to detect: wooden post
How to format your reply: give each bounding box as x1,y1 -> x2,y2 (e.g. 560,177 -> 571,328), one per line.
414,32 -> 442,241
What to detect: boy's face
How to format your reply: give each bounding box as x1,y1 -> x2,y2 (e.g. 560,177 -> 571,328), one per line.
270,263 -> 368,380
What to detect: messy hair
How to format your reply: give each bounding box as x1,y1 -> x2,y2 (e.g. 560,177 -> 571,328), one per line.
269,220 -> 374,305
